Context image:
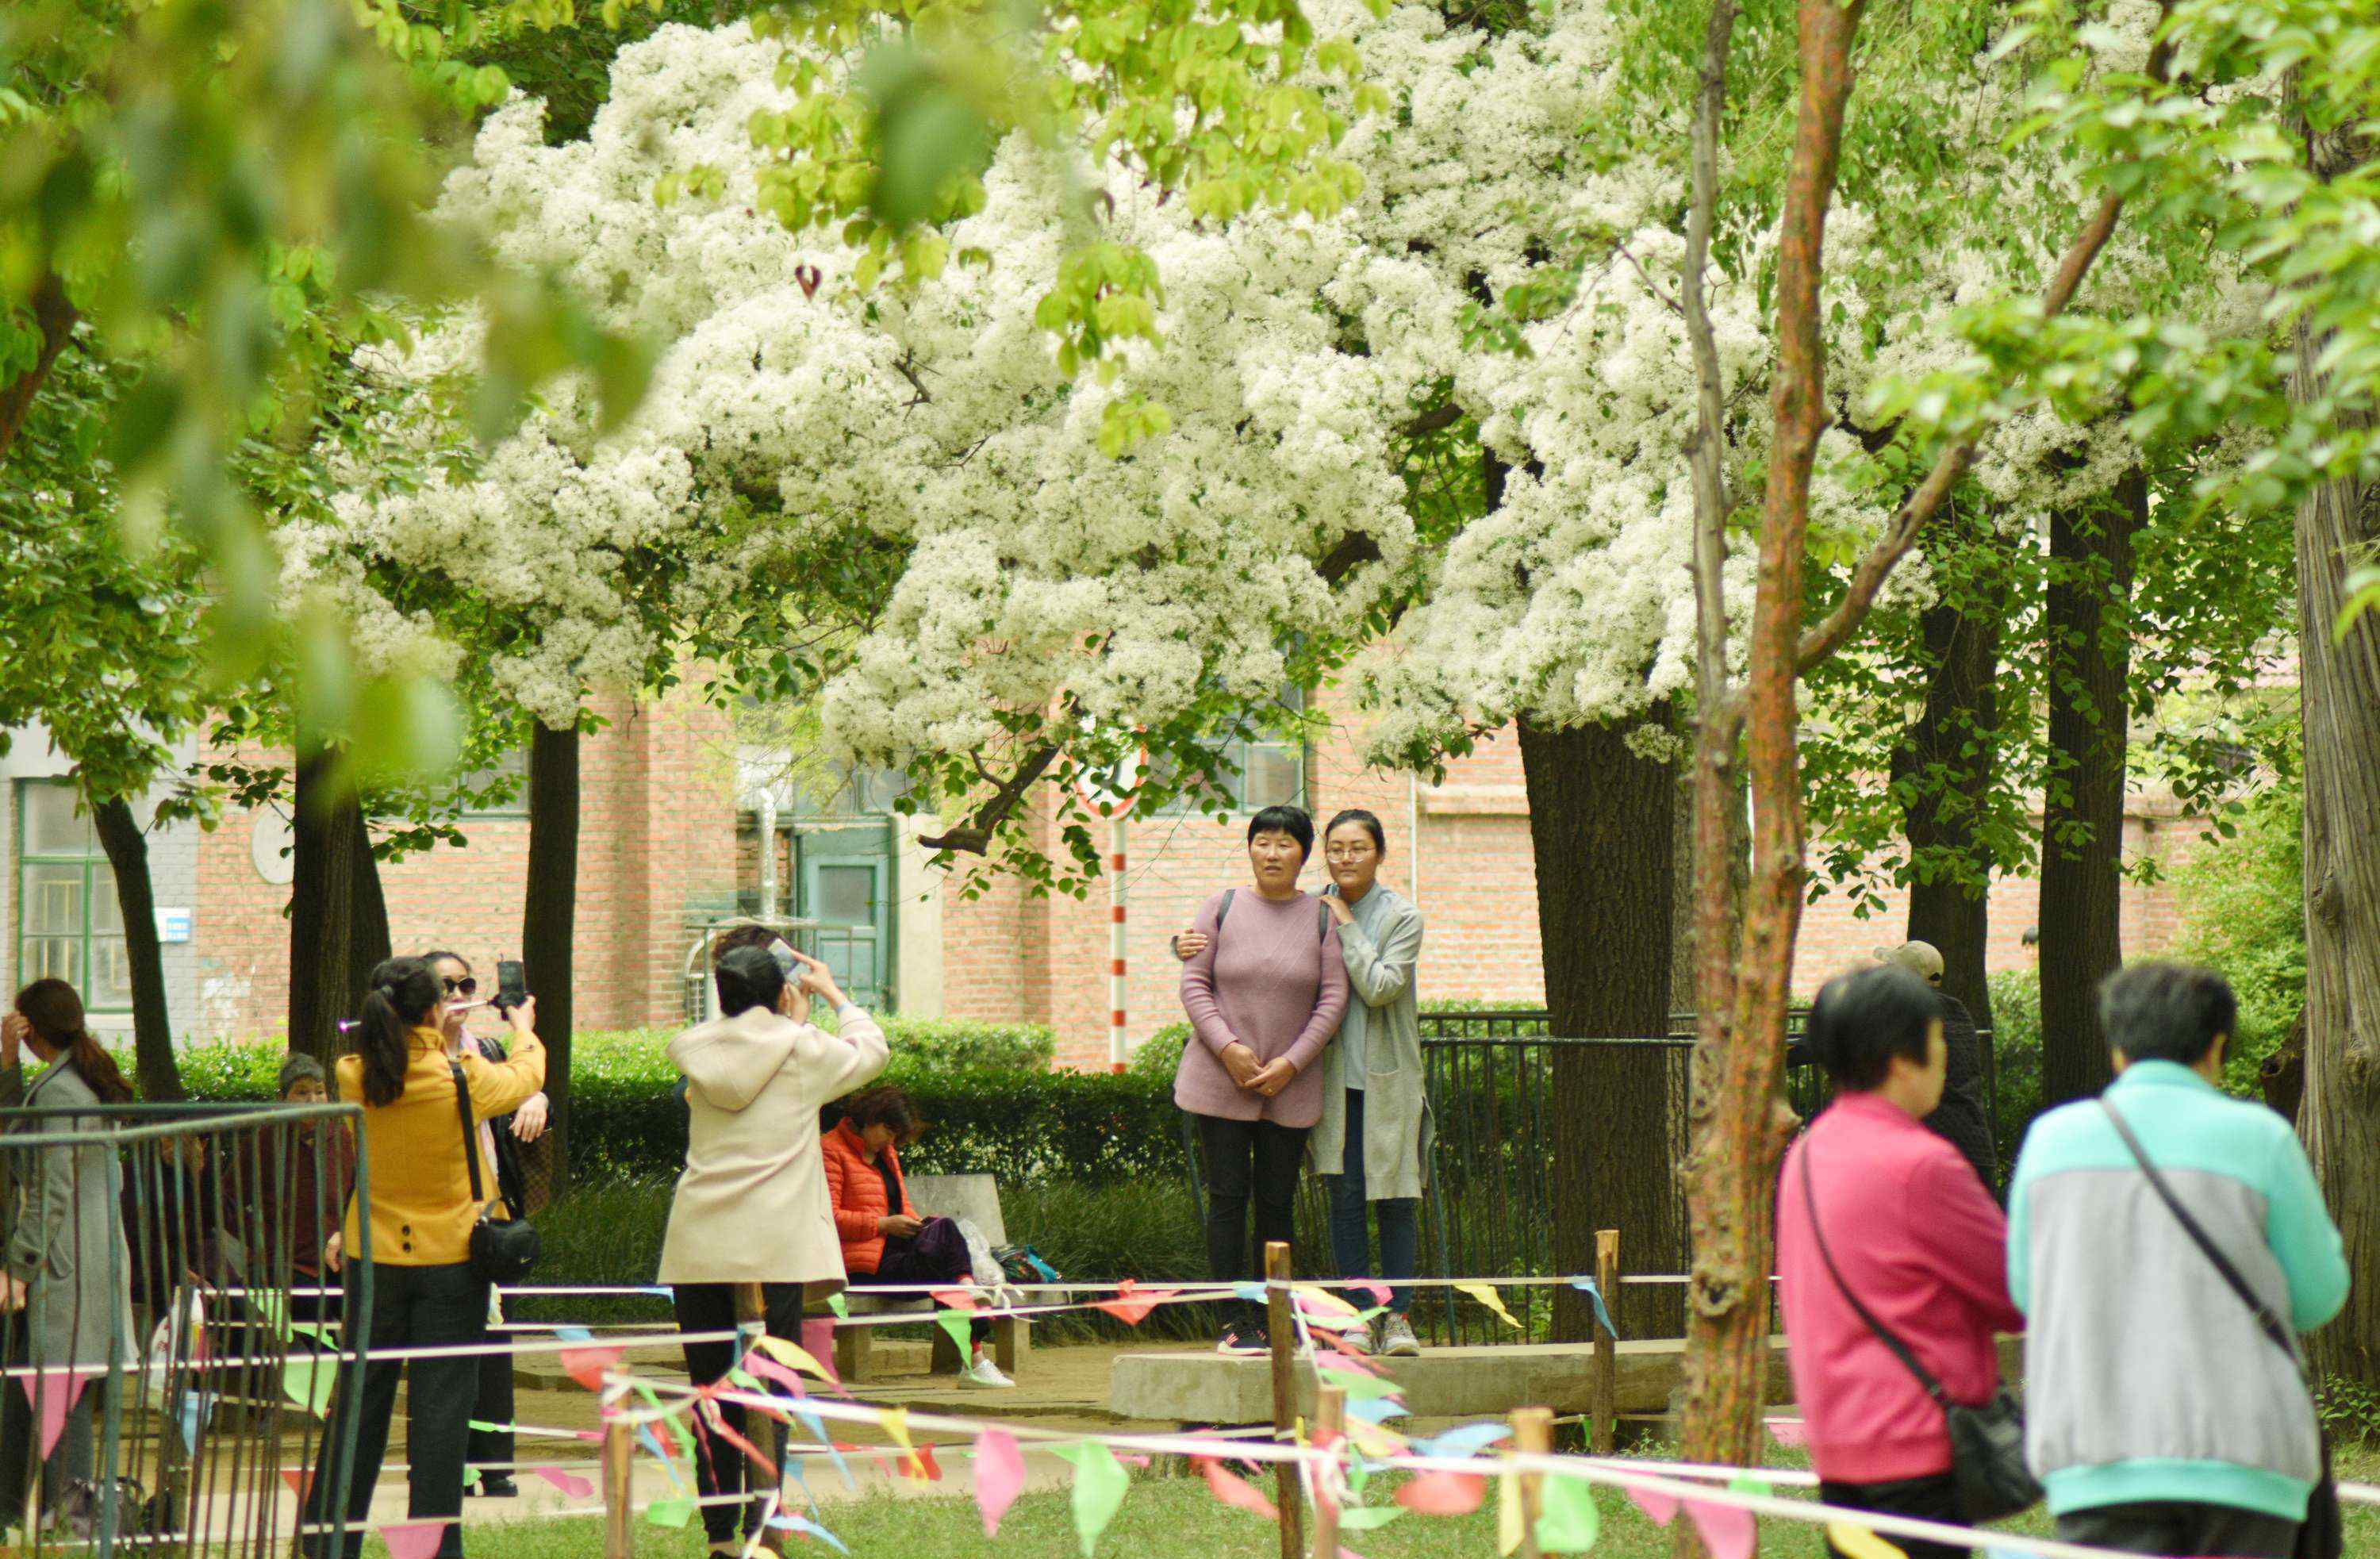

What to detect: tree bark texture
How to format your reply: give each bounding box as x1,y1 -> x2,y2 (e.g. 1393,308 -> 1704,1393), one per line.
2036,469 -> 2143,1107
90,796 -> 184,1101
1679,0 -> 1860,1481
289,749 -> 359,1065
1894,541 -> 2006,1031
2294,298 -> 2380,1388
1519,713 -> 1681,1343
345,804 -> 392,1016
524,722 -> 582,1188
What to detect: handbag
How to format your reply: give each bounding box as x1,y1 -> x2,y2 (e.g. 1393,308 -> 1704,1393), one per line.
1798,1146 -> 2042,1523
2099,1100 -> 2342,1559
451,1062 -> 540,1285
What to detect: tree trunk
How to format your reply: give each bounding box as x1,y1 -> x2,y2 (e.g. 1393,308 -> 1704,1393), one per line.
1894,545 -> 2005,1031
2294,212 -> 2380,1387
0,272 -> 75,461
523,722 -> 581,1189
2036,469 -> 2142,1106
289,748 -> 359,1064
346,804 -> 392,1008
1519,712 -> 1680,1343
89,795 -> 184,1101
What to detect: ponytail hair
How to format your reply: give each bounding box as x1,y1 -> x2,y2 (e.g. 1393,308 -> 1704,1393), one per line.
355,957 -> 440,1108
13,978 -> 136,1104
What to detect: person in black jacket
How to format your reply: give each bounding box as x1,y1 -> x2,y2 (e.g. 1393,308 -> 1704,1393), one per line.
1875,941 -> 1999,1195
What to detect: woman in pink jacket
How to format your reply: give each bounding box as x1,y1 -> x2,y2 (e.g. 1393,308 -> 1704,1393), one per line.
1777,964 -> 2025,1558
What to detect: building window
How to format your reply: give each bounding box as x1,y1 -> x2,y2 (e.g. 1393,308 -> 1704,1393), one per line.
1153,685 -> 1309,814
14,781 -> 132,1012
459,747 -> 530,819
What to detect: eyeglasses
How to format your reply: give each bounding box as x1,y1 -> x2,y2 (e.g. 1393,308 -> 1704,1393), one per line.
443,977 -> 478,996
1324,847 -> 1375,862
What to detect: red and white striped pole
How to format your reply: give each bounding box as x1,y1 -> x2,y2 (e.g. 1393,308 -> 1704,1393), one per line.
1108,812 -> 1128,1073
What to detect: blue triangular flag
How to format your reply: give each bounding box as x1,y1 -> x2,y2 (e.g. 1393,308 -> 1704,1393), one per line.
1348,1394 -> 1408,1424
1568,1277 -> 1620,1338
770,1512 -> 849,1553
1414,1422 -> 1511,1459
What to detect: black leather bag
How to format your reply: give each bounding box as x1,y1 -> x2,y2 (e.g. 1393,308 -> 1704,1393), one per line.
451,1061 -> 539,1285
1799,1147 -> 2042,1523
2100,1100 -> 2341,1559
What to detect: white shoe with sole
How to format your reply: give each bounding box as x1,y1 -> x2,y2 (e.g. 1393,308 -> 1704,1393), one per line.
1378,1311 -> 1421,1357
961,1354 -> 1016,1388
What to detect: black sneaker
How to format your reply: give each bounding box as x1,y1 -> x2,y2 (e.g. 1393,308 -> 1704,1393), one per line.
1216,1323 -> 1271,1356
474,1476 -> 519,1499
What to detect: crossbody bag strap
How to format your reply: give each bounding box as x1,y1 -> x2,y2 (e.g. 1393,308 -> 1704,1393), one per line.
449,1060 -> 489,1211
2098,1098 -> 2302,1367
1798,1142 -> 1949,1404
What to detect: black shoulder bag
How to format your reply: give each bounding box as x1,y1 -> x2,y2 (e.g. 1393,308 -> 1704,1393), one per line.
1798,1146 -> 2040,1523
2099,1100 -> 2341,1559
451,1062 -> 540,1284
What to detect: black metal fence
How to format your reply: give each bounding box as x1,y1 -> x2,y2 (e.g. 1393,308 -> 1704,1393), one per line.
0,1099 -> 370,1555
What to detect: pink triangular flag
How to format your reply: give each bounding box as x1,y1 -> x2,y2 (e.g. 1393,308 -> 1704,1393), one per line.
378,1519 -> 449,1559
976,1428 -> 1025,1537
1687,1499 -> 1756,1559
21,1368 -> 97,1460
932,1288 -> 978,1311
1353,1281 -> 1391,1307
1627,1486 -> 1680,1526
1765,1417 -> 1808,1448
528,1465 -> 595,1499
1394,1469 -> 1485,1515
1194,1456 -> 1279,1520
799,1317 -> 842,1385
558,1342 -> 624,1391
741,1347 -> 812,1398
1094,1277 -> 1180,1327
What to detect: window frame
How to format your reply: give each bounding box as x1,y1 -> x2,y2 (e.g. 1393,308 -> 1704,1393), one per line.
1154,685 -> 1311,816
458,747 -> 532,820
13,779 -> 132,1013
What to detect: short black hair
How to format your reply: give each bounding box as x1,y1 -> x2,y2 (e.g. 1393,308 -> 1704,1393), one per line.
420,950 -> 469,973
711,923 -> 779,967
1804,964 -> 1940,1091
1324,809 -> 1387,855
841,1085 -> 923,1145
716,944 -> 786,1018
1246,804 -> 1315,860
2100,961 -> 2236,1067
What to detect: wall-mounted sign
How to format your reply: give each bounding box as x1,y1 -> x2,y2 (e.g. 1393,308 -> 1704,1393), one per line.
155,907 -> 193,944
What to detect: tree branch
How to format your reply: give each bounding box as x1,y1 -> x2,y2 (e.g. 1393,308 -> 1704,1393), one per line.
1398,401 -> 1464,440
916,742 -> 1063,855
1683,0 -> 1741,720
1793,7 -> 2177,676
0,273 -> 78,463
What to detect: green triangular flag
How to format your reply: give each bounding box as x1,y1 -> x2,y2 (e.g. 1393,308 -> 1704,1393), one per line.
282,1356 -> 338,1417
645,1497 -> 695,1528
1340,1507 -> 1403,1531
938,1309 -> 973,1362
1050,1439 -> 1130,1557
1729,1474 -> 1769,1497
247,1287 -> 292,1341
826,1292 -> 848,1319
1313,1367 -> 1403,1400
463,1465 -> 482,1490
1534,1473 -> 1601,1553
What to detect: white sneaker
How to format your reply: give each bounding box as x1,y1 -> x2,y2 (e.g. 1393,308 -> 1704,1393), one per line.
1379,1312 -> 1421,1357
961,1355 -> 1016,1388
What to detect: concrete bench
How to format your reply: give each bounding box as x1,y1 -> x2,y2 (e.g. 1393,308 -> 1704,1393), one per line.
835,1173 -> 1029,1383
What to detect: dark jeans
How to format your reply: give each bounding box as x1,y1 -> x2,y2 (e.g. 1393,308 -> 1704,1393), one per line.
305,1260 -> 488,1559
674,1281 -> 805,1546
1324,1088 -> 1420,1315
853,1218 -> 988,1346
2057,1500 -> 2299,1558
1819,1473 -> 1967,1559
1194,1112 -> 1309,1329
0,1325 -> 99,1529
466,1323 -> 514,1488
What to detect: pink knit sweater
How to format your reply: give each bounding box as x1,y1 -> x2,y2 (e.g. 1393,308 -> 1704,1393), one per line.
1175,889 -> 1349,1127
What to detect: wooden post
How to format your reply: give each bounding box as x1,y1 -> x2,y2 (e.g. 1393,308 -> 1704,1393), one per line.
734,1283 -> 784,1519
1511,1406 -> 1553,1559
1310,1386 -> 1345,1559
1591,1229 -> 1620,1454
1265,1241 -> 1305,1559
602,1417 -> 634,1559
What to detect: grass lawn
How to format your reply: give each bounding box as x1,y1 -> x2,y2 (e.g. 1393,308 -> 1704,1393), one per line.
430,1448 -> 2380,1559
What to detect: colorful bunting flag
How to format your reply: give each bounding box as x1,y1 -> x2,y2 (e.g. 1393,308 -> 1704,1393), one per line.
554,1323 -> 624,1391
1765,1418 -> 1808,1448
1051,1440 -> 1130,1558
21,1369 -> 99,1459
1626,1485 -> 1679,1525
1346,1395 -> 1408,1425
282,1357 -> 338,1418
1092,1277 -> 1178,1327
1338,1507 -> 1402,1531
1535,1474 -> 1601,1553
528,1466 -> 595,1499
1686,1498 -> 1756,1559
1455,1282 -> 1523,1330
976,1428 -> 1025,1537
1413,1423 -> 1510,1459
770,1511 -> 850,1553
1568,1277 -> 1620,1338
753,1334 -> 835,1382
378,1520 -> 449,1559
1194,1456 -> 1277,1521
1824,1523 -> 1908,1559
643,1498 -> 695,1529
1394,1470 -> 1484,1515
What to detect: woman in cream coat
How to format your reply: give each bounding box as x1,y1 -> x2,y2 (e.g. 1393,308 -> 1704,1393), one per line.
660,938 -> 886,1556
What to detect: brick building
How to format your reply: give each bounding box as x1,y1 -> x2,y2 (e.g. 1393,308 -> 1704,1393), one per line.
3,682 -> 2209,1062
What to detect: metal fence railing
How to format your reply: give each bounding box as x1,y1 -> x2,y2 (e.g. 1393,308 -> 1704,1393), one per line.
0,1099 -> 371,1556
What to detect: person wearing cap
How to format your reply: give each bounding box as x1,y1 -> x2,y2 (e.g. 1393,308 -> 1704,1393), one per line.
263,1052 -> 358,1328
660,937 -> 887,1557
1875,940 -> 1998,1194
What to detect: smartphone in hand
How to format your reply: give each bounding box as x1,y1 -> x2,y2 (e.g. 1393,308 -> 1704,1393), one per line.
495,959 -> 529,1012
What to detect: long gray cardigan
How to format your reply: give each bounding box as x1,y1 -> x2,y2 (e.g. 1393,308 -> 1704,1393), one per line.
1307,885 -> 1434,1200
4,1057 -> 132,1366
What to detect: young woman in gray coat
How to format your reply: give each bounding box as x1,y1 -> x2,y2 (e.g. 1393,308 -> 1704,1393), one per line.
1,979 -> 136,1530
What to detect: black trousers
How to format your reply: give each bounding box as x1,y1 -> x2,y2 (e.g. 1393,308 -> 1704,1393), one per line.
1819,1473 -> 1968,1559
853,1218 -> 990,1346
673,1281 -> 806,1545
1194,1112 -> 1309,1327
2058,1500 -> 2299,1559
466,1329 -> 514,1486
305,1260 -> 488,1559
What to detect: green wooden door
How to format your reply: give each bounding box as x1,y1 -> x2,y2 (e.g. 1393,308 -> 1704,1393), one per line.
799,842 -> 891,1010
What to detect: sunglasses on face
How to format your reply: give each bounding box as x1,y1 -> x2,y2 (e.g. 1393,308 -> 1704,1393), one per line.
443,977 -> 478,996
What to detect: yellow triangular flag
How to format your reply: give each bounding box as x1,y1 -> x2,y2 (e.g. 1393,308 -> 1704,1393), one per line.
753,1334 -> 835,1380
1497,1469 -> 1525,1556
1457,1282 -> 1524,1330
1345,1419 -> 1407,1458
881,1405 -> 914,1459
1825,1523 -> 1908,1559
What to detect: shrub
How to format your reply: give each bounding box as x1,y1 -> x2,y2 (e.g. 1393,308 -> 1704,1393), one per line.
2170,781 -> 2305,1092
1987,968 -> 2044,1158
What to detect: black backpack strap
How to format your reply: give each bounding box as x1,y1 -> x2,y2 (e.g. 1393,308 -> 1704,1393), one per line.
1798,1142 -> 1949,1403
1215,889 -> 1234,940
1317,900 -> 1330,942
2099,1099 -> 2303,1367
450,1061 -> 489,1209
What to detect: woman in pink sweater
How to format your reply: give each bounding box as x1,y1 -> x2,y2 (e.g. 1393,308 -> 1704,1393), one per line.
1177,805 -> 1349,1355
1777,964 -> 2025,1557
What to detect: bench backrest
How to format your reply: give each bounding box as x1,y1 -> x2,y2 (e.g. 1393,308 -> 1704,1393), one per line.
905,1172 -> 1007,1249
